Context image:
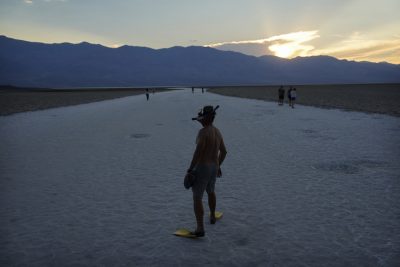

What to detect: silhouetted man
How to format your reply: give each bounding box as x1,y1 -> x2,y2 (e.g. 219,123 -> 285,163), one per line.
278,86 -> 285,105
291,88 -> 297,108
187,106 -> 227,237
288,87 -> 292,106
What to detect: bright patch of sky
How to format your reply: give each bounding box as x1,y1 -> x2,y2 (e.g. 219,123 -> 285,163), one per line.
0,0 -> 399,63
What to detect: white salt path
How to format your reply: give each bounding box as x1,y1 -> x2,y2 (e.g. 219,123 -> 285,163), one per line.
1,90 -> 399,266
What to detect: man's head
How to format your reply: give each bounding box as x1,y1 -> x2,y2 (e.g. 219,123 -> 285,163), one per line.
192,105 -> 219,126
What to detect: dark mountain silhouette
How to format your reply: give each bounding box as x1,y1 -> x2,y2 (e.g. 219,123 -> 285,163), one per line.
0,35 -> 399,88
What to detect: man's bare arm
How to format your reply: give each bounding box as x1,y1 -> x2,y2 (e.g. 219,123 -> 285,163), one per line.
188,132 -> 205,171
188,145 -> 201,171
218,138 -> 227,166
217,138 -> 227,177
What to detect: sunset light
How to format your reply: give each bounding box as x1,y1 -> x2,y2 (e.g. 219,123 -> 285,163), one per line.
206,30 -> 319,59
269,43 -> 294,58
1,0 -> 399,63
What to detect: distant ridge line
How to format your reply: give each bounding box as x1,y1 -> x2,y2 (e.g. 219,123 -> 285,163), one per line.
1,35 -> 399,87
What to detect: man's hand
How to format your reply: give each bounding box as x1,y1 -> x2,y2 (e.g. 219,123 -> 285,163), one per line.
217,167 -> 222,177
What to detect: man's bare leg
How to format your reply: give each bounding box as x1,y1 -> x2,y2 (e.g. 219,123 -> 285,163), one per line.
193,197 -> 205,235
208,192 -> 217,224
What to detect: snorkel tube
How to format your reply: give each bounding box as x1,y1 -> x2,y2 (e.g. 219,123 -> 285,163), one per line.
192,105 -> 219,121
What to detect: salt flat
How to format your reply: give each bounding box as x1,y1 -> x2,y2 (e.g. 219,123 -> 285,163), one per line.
1,89 -> 399,266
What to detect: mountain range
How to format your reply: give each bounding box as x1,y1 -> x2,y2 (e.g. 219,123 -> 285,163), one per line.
0,35 -> 399,88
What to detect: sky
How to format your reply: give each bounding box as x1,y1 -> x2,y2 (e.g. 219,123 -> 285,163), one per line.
0,0 -> 399,64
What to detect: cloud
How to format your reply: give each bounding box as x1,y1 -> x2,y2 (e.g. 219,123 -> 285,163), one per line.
205,30 -> 400,64
311,32 -> 400,64
24,0 -> 33,4
205,31 -> 320,58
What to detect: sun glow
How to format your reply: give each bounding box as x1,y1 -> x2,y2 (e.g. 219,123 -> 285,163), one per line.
206,30 -> 320,59
266,31 -> 319,58
269,44 -> 294,58
110,43 -> 123,48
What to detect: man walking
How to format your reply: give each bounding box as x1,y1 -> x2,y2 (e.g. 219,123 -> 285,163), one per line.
187,105 -> 227,237
278,86 -> 285,105
291,87 -> 297,108
287,87 -> 292,106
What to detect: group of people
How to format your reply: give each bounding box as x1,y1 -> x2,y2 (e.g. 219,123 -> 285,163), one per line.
278,86 -> 297,108
185,85 -> 303,236
182,85 -> 301,237
192,87 -> 205,94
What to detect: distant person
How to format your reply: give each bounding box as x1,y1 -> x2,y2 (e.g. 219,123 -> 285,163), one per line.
192,87 -> 194,94
287,87 -> 293,106
145,89 -> 150,101
278,86 -> 285,105
152,88 -> 155,94
291,88 -> 297,108
202,88 -> 204,93
186,105 -> 227,237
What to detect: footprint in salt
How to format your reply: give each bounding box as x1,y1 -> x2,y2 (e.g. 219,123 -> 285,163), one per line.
130,133 -> 151,139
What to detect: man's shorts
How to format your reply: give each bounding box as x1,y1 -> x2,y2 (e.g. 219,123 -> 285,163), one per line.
192,164 -> 217,200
